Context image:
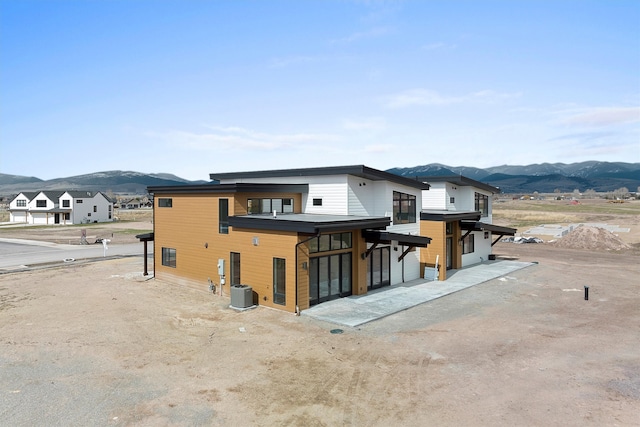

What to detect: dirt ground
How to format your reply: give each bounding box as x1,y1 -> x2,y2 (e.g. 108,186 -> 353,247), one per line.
1,205 -> 639,426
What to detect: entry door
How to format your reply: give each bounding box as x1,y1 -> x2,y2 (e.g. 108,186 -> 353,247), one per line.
446,237 -> 453,270
54,213 -> 60,224
367,247 -> 390,290
309,253 -> 352,306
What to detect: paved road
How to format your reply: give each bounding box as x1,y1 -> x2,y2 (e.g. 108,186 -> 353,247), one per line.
0,238 -> 151,271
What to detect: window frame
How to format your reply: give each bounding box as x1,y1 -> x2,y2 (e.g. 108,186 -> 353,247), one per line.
158,198 -> 173,208
273,258 -> 286,305
462,234 -> 475,254
162,247 -> 177,268
475,192 -> 489,217
393,191 -> 416,224
219,198 -> 229,234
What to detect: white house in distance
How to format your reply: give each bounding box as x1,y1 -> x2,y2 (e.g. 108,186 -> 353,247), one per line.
8,191 -> 114,225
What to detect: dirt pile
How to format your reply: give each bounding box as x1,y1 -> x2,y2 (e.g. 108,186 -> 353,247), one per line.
553,225 -> 631,251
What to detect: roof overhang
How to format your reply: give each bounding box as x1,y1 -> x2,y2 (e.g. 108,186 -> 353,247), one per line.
228,214 -> 391,234
420,210 -> 481,221
414,175 -> 500,194
461,221 -> 517,246
361,230 -> 431,261
210,165 -> 430,190
148,183 -> 309,195
136,232 -> 154,242
362,230 -> 431,248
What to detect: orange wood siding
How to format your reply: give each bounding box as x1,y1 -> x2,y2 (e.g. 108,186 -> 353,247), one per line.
420,220 -> 447,280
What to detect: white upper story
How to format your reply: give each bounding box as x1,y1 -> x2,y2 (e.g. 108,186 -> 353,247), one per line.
9,190 -> 114,224
420,176 -> 499,222
212,165 -> 429,234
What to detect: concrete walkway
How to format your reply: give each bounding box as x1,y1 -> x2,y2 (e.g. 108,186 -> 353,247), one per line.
302,260 -> 535,327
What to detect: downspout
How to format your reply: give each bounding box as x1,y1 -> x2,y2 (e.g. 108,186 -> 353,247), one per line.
295,232 -> 320,316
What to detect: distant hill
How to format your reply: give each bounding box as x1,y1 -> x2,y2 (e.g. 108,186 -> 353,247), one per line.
0,171 -> 208,196
387,161 -> 640,193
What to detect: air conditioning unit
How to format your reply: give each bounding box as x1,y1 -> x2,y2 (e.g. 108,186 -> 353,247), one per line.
230,284 -> 253,309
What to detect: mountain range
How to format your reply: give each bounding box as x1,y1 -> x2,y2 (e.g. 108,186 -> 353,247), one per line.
0,161 -> 638,196
387,161 -> 640,193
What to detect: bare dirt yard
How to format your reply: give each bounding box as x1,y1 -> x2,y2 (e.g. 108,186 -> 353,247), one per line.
1,201 -> 639,426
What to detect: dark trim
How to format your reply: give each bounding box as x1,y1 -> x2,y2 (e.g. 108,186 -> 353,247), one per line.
420,210 -> 481,221
135,232 -> 154,242
460,221 -> 517,235
228,215 -> 390,234
413,175 -> 500,194
210,165 -> 429,190
148,183 -> 309,195
362,230 -> 431,248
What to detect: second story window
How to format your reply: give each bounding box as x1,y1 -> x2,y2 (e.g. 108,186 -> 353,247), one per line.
247,198 -> 294,214
393,191 -> 416,224
36,200 -> 47,208
62,200 -> 70,208
475,193 -> 489,217
219,198 -> 229,234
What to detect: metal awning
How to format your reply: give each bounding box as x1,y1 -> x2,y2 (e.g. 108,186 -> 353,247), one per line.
362,230 -> 431,261
461,221 -> 517,246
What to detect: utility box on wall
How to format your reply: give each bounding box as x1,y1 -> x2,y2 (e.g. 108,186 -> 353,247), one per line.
230,284 -> 253,309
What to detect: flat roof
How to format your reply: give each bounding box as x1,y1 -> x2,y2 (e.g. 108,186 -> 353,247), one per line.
461,221 -> 517,235
148,183 -> 309,194
414,175 -> 500,194
210,165 -> 430,190
228,213 -> 391,234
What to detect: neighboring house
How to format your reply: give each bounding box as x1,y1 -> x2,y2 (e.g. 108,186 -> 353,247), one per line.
121,198 -> 141,209
418,176 -> 516,280
146,166 -> 516,314
8,191 -> 114,224
148,165 -> 431,314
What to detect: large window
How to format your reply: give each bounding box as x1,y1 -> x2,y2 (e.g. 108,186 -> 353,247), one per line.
162,248 -> 177,267
475,193 -> 489,217
247,198 -> 293,214
219,199 -> 229,234
309,253 -> 352,306
393,191 -> 416,224
273,258 -> 286,305
16,199 -> 26,207
309,232 -> 352,254
62,200 -> 70,208
36,200 -> 47,208
368,247 -> 390,290
462,234 -> 475,254
230,252 -> 241,286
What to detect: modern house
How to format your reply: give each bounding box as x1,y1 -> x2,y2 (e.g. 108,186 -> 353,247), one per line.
146,165 -> 516,313
148,165 -> 432,314
8,191 -> 114,224
418,176 -> 516,280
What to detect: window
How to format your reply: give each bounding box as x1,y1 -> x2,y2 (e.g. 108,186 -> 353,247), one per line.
449,197 -> 455,204
76,199 -> 83,204
158,198 -> 172,208
247,198 -> 294,214
273,258 -> 286,305
309,253 -> 352,306
36,200 -> 47,208
230,252 -> 241,286
368,247 -> 390,290
313,198 -> 323,206
446,222 -> 453,235
64,213 -> 70,221
162,248 -> 177,267
309,232 -> 352,254
16,199 -> 26,207
462,234 -> 475,254
219,199 -> 229,234
393,191 -> 416,224
475,193 -> 489,217
93,206 -> 97,213
61,200 -> 70,208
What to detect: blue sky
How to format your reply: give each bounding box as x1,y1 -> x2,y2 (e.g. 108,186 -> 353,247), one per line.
1,0 -> 639,181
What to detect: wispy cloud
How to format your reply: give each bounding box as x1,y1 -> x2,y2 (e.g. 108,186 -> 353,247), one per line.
364,143 -> 394,153
557,106 -> 640,127
330,26 -> 390,44
147,126 -> 341,151
384,89 -> 521,108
